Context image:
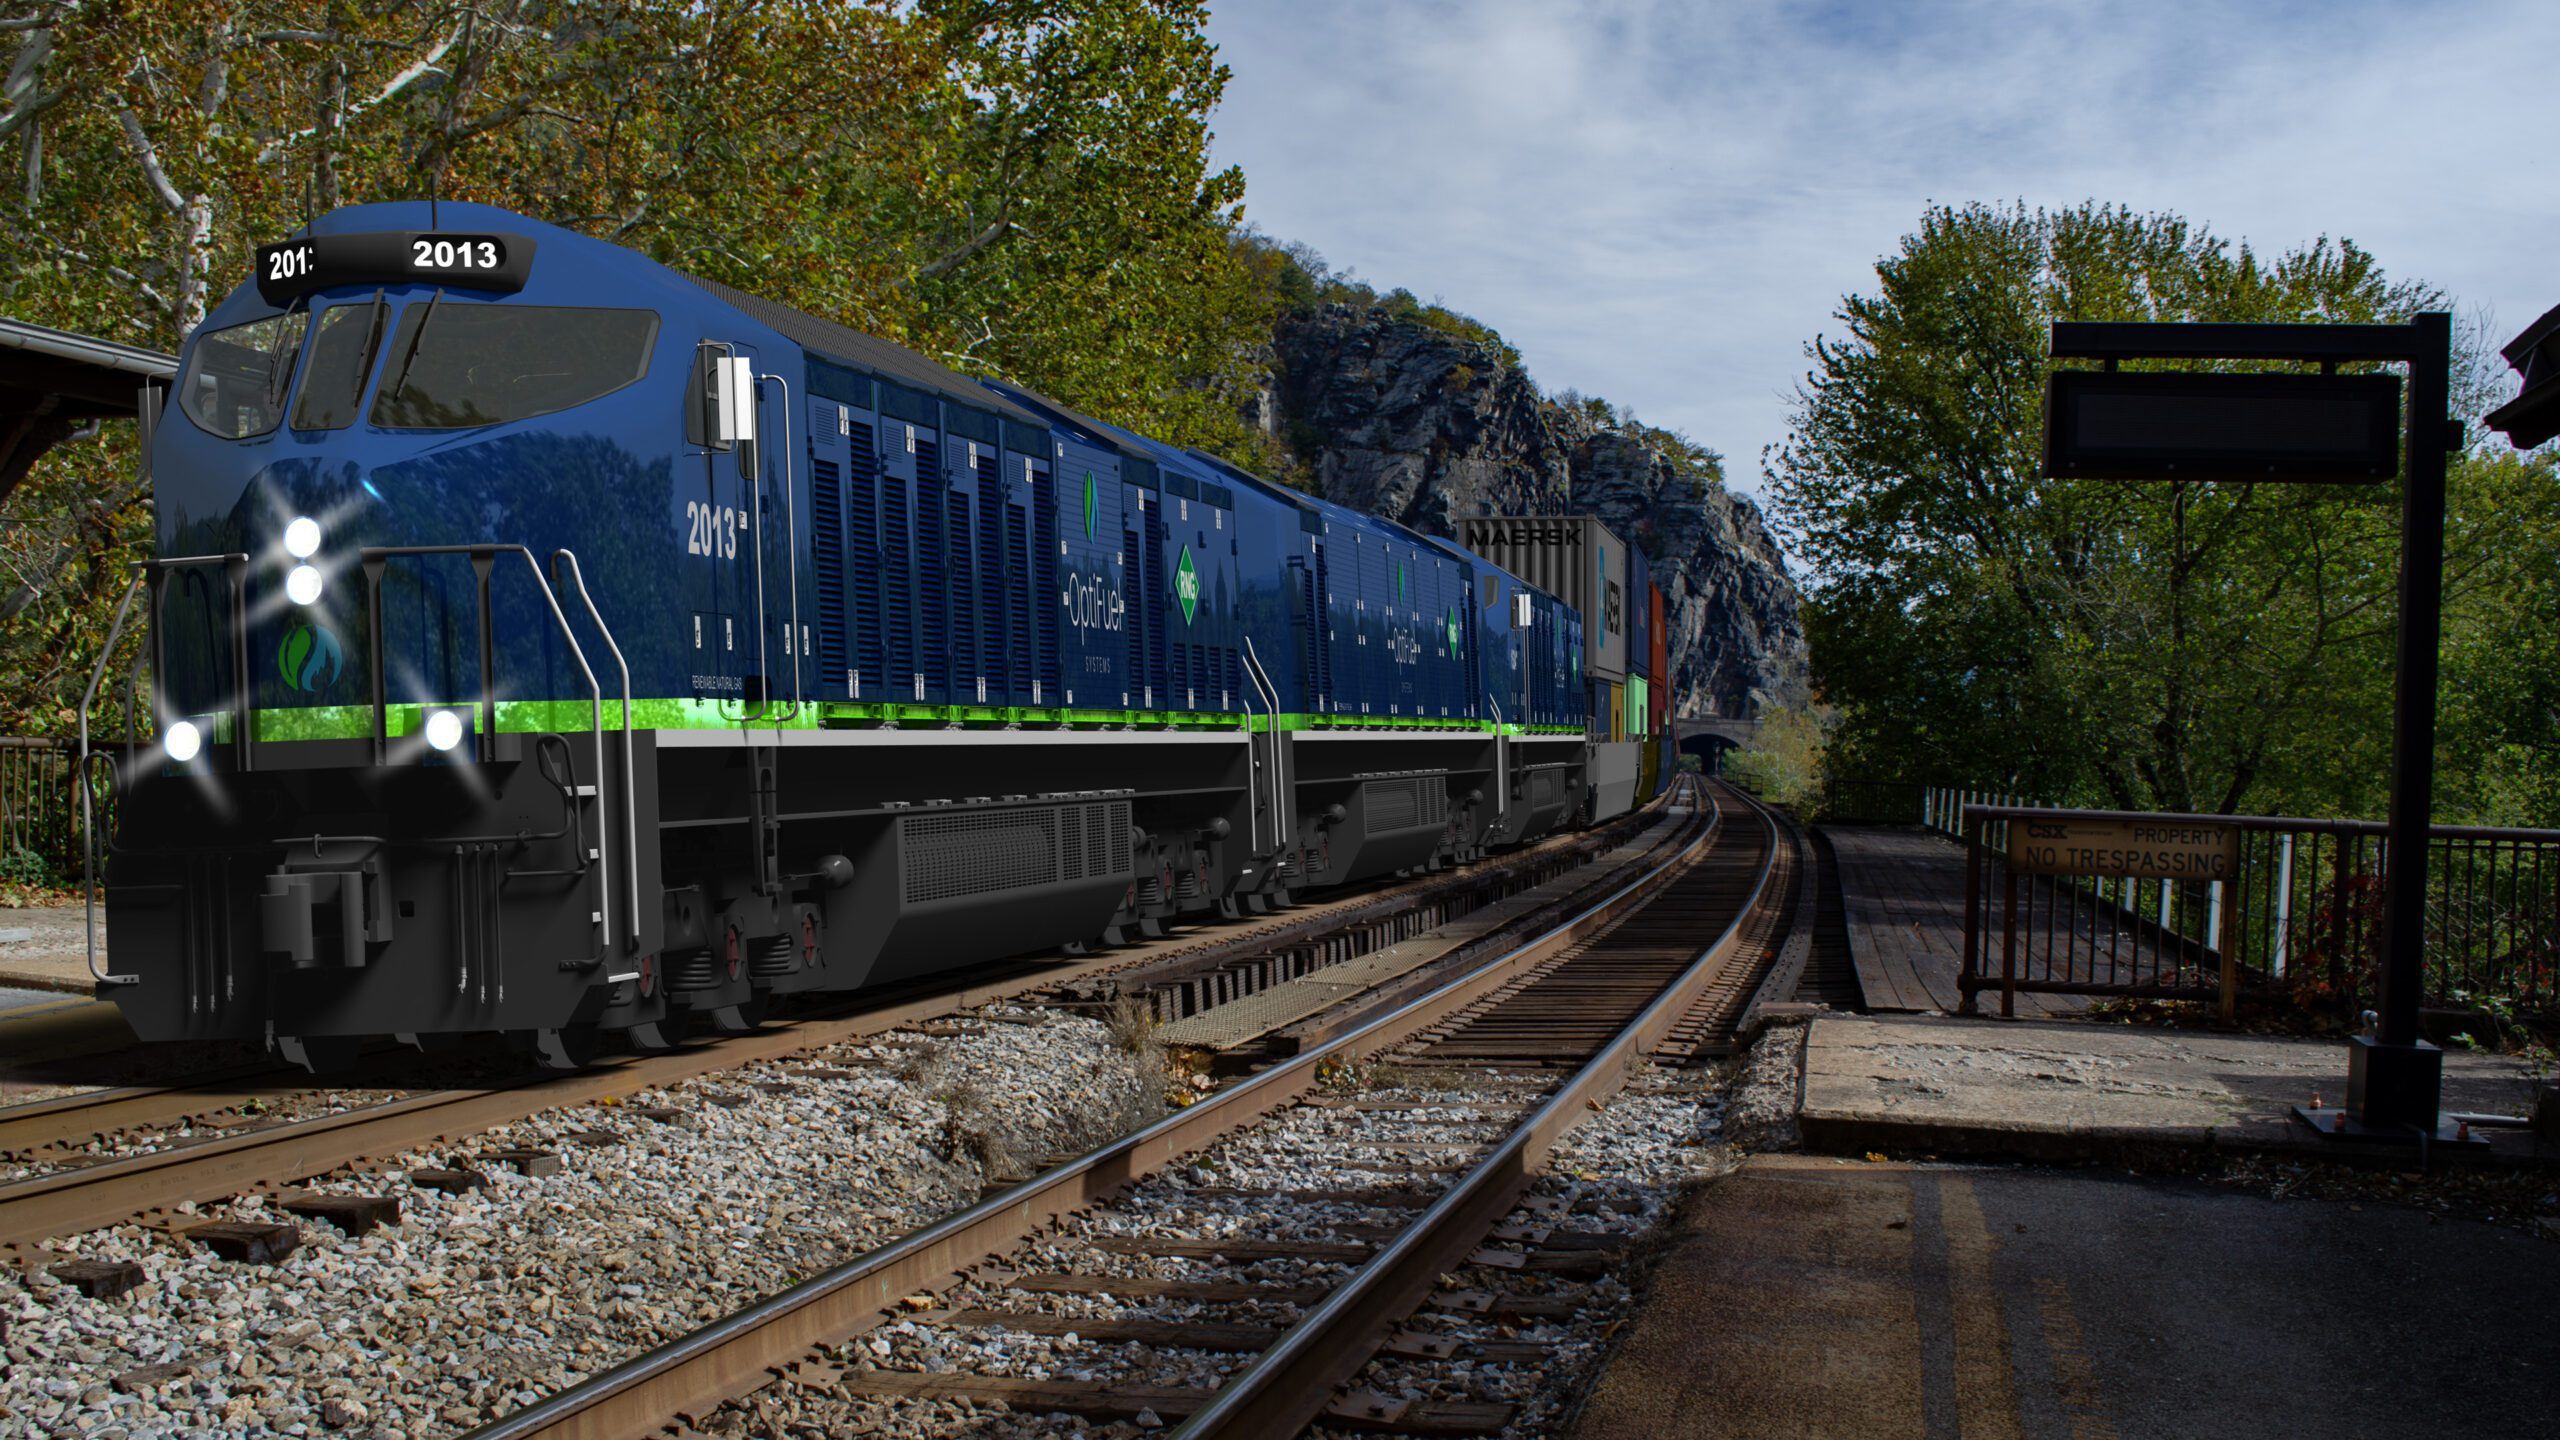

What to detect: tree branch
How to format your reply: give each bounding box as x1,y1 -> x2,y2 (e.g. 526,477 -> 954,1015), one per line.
916,205 -> 1014,282
112,103 -> 186,216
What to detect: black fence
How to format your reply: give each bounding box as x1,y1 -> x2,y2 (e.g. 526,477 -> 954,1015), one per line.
1947,798 -> 2560,1022
0,736 -> 129,882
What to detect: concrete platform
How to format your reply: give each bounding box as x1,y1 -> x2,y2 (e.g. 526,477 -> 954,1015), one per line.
1797,1014 -> 2550,1163
0,901 -> 103,994
1573,1154 -> 2560,1440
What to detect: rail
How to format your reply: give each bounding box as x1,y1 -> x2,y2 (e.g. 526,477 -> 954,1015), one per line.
462,779 -> 1736,1440
1173,780 -> 1777,1438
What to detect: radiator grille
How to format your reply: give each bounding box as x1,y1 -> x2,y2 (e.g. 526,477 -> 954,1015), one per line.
1363,777 -> 1449,832
848,424 -> 883,693
901,800 -> 1129,905
811,457 -> 845,684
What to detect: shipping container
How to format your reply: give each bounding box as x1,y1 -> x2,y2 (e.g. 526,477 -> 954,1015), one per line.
1627,547 -> 1651,681
1456,515 -> 1630,683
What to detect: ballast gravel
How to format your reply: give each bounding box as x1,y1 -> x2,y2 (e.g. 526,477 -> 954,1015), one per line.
712,1056 -> 1747,1440
0,1004 -> 1165,1439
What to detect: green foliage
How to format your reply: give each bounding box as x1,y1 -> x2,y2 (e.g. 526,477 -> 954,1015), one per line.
1724,707 -> 1826,807
1238,232 -> 1523,369
0,0 -> 1272,734
1768,200 -> 2546,824
0,845 -> 53,888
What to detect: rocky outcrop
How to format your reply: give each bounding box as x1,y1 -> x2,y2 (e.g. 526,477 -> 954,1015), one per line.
1262,303 -> 1808,719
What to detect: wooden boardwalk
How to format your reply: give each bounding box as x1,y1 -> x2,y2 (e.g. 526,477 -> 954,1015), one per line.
1822,826 -> 2090,1017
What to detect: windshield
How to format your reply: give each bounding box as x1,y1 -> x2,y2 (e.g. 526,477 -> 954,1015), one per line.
369,305 -> 659,430
178,310 -> 309,439
288,299 -> 388,431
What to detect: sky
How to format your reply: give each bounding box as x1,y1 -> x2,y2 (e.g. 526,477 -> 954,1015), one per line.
1200,0 -> 2556,519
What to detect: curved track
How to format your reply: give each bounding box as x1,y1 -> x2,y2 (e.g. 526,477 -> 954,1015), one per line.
463,776 -> 1788,1440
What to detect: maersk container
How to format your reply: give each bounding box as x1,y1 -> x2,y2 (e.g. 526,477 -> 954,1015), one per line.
1456,515 -> 1629,683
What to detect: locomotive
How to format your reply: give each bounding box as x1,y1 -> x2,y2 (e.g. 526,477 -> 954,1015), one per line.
88,201 -> 1671,1069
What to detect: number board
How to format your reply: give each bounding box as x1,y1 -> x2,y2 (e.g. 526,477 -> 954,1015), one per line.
2007,815 -> 2240,881
254,231 -> 535,306
2042,370 -> 2401,483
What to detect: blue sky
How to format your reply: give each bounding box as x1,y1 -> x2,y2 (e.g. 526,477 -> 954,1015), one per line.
1201,0 -> 2555,512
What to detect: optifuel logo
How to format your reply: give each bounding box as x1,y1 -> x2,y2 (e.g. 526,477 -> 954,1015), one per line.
278,622 -> 344,693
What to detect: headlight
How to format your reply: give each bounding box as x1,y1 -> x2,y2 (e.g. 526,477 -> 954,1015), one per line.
285,564 -> 323,605
164,719 -> 203,763
283,516 -> 322,559
423,708 -> 466,752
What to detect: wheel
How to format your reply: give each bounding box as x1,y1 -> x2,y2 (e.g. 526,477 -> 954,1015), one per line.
529,1023 -> 601,1071
625,1009 -> 695,1053
707,992 -> 769,1033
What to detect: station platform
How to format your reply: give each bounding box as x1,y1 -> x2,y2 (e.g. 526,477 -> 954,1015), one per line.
1572,1153 -> 2560,1440
1797,1012 -> 2553,1164
0,901 -> 99,995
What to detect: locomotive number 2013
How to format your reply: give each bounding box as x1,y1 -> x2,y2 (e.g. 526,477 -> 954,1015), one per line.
684,501 -> 742,559
412,238 -> 502,270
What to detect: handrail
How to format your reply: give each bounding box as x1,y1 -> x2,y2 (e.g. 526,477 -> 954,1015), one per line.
1959,799 -> 2560,845
756,372 -> 803,722
1487,698 -> 1509,817
1239,638 -> 1289,854
76,551 -> 248,989
550,550 -> 641,966
359,543 -> 613,960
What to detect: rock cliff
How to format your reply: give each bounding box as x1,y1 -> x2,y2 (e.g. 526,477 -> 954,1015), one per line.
1256,303 -> 1808,720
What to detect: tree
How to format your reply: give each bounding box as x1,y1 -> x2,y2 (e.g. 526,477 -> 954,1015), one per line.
1768,200 -> 2518,821
0,0 -> 1270,733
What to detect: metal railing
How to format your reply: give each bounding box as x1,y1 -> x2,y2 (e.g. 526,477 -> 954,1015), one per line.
1942,795 -> 2560,1022
0,736 -> 132,878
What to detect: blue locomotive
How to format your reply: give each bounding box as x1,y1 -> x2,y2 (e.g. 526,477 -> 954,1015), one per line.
92,201 -> 1669,1068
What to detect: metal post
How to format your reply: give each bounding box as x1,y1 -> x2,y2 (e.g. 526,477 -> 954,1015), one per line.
2001,857 -> 2019,1019
1959,809 -> 1983,1015
2356,311 -> 2453,1128
2273,833 -> 2295,978
2216,876 -> 2240,1026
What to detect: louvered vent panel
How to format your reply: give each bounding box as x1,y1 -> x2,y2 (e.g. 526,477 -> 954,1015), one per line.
916,438 -> 946,694
1143,518 -> 1168,705
849,425 -> 883,692
1008,499 -> 1034,696
1124,521 -> 1146,706
976,455 -> 1005,698
883,450 -> 913,688
947,490 -> 974,700
1032,469 -> 1059,698
811,457 -> 846,684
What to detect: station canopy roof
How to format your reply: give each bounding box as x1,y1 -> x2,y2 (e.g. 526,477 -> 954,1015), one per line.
0,317 -> 177,504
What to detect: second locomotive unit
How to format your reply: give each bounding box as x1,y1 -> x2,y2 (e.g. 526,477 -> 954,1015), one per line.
97,201 -> 1671,1068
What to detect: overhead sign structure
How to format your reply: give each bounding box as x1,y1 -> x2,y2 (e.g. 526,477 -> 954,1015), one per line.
2044,316 -> 2459,1138
2007,815 -> 2239,881
2043,370 -> 2402,482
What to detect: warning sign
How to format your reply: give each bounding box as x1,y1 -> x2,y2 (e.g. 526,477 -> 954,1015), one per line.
2007,815 -> 2239,880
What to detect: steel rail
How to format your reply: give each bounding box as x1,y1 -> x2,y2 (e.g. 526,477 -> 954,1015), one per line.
462,779 -> 1720,1440
0,799 -> 1682,1252
1170,780 -> 1778,1438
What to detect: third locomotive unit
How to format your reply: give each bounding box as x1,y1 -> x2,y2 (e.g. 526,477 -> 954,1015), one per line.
96,201 -> 1673,1068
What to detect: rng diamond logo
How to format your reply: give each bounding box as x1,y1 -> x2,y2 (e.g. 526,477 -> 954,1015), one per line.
1174,545 -> 1199,624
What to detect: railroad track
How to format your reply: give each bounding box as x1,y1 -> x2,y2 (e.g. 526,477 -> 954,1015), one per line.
466,775 -> 1791,1440
0,792 -> 1673,1260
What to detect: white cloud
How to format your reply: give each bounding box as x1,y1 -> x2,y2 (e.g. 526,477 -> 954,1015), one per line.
1204,0 -> 2557,530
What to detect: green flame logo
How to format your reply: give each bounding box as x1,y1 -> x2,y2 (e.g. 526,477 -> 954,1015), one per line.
277,622 -> 344,693
1083,470 -> 1097,539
